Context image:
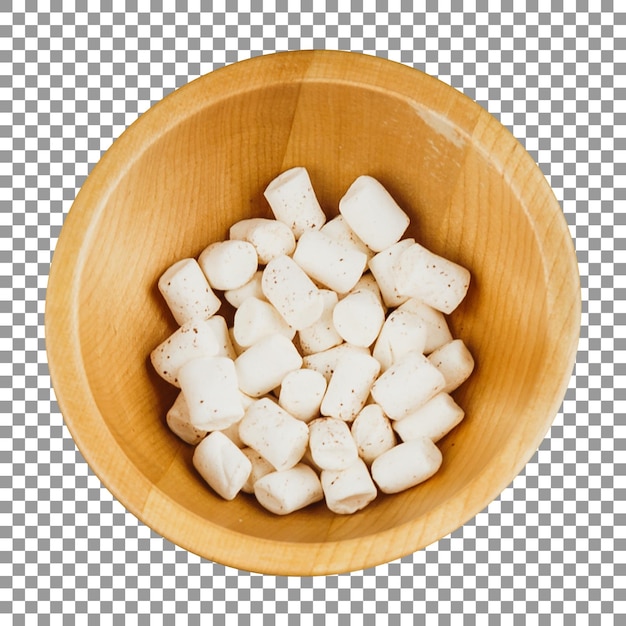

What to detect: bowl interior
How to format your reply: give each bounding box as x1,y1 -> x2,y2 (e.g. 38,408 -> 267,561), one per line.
47,51 -> 580,574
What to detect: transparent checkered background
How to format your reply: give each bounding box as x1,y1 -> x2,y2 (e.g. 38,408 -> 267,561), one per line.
2,1 -> 624,622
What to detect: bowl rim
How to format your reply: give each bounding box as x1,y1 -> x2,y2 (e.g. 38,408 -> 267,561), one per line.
45,49 -> 581,576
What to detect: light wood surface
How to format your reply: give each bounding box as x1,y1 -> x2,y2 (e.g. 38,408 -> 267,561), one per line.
46,50 -> 580,575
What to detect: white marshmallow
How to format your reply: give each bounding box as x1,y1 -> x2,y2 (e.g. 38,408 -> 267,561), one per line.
239,398 -> 309,471
165,392 -> 208,445
393,393 -> 465,443
253,464 -> 324,515
234,333 -> 302,398
261,255 -> 324,330
158,258 -> 222,325
372,309 -> 427,371
240,447 -> 275,494
193,431 -> 252,500
320,215 -> 375,261
204,315 -> 238,360
177,356 -> 245,430
427,339 -> 475,393
233,297 -> 295,348
224,271 -> 265,308
293,229 -> 367,294
350,404 -> 396,464
308,417 -> 359,471
263,167 -> 327,239
321,458 -> 378,514
297,289 -> 343,356
278,369 -> 327,423
393,242 -> 470,314
396,299 -> 453,354
320,350 -> 381,421
370,351 -> 446,420
198,240 -> 258,291
332,289 -> 385,348
150,319 -> 219,387
229,217 -> 296,264
339,176 -> 410,252
367,238 -> 415,307
302,343 -> 370,382
347,272 -> 385,305
217,419 -> 245,448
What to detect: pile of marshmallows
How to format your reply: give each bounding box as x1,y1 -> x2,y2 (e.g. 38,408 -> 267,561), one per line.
150,167 -> 474,515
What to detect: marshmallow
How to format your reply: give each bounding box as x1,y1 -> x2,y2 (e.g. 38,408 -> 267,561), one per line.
339,176 -> 410,252
332,289 -> 385,348
371,437 -> 442,494
427,339 -> 475,394
253,464 -> 324,515
218,419 -> 245,448
233,297 -> 296,348
397,299 -> 453,354
204,315 -> 238,360
166,392 -> 208,445
263,167 -> 327,239
393,242 -> 470,314
321,458 -> 378,514
302,343 -> 370,383
261,255 -> 324,330
158,258 -> 222,325
320,214 -> 375,262
308,417 -> 359,471
224,271 -> 266,308
393,393 -> 465,443
347,272 -> 385,305
372,309 -> 427,371
193,431 -> 252,500
177,356 -> 245,430
370,351 -> 446,420
198,240 -> 258,291
240,447 -> 275,494
297,289 -> 343,356
367,238 -> 415,307
351,404 -> 396,464
278,369 -> 327,423
229,217 -> 296,264
238,397 -> 309,471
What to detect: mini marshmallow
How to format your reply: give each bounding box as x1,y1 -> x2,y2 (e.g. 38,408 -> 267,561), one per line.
204,315 -> 238,360
339,176 -> 410,252
321,458 -> 378,514
393,393 -> 465,443
297,289 -> 343,356
427,339 -> 475,393
253,464 -> 324,515
150,319 -> 219,387
320,215 -> 375,261
396,299 -> 453,354
240,447 -> 275,494
198,240 -> 258,291
166,392 -> 208,445
351,404 -> 396,464
234,333 -> 303,398
263,167 -> 327,238
238,397 -> 309,471
393,242 -> 470,314
320,350 -> 381,421
347,272 -> 385,305
367,238 -> 415,307
309,417 -> 359,471
370,351 -> 446,420
293,229 -> 367,294
261,255 -> 324,330
177,356 -> 244,430
218,419 -> 245,448
302,343 -> 370,382
229,217 -> 296,264
158,258 -> 222,325
193,431 -> 252,500
372,309 -> 427,371
332,289 -> 385,348
224,271 -> 265,308
278,369 -> 327,423
233,297 -> 295,348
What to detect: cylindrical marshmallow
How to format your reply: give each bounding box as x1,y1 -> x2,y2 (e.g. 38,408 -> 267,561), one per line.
370,351 -> 446,420
339,175 -> 410,252
263,166 -> 327,239
233,297 -> 295,348
204,315 -> 238,360
371,437 -> 442,494
158,258 -> 222,325
393,393 -> 465,443
293,229 -> 367,294
166,392 -> 208,445
321,458 -> 378,514
238,397 -> 309,471
397,299 -> 453,354
234,333 -> 303,398
193,431 -> 252,500
297,289 -> 343,356
229,217 -> 296,264
261,255 -> 324,330
177,356 -> 245,430
302,343 -> 370,383
350,404 -> 396,464
332,289 -> 385,348
393,242 -> 470,314
320,350 -> 381,421
240,447 -> 275,494
224,271 -> 266,308
347,272 -> 385,305
198,240 -> 258,291
427,339 -> 475,393
372,309 -> 427,371
278,368 -> 327,423
218,419 -> 245,448
367,238 -> 415,307
150,319 -> 219,387
253,463 -> 324,515
320,215 -> 375,261
308,417 -> 359,470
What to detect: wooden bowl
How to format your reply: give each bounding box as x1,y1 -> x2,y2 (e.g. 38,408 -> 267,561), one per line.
46,50 -> 580,575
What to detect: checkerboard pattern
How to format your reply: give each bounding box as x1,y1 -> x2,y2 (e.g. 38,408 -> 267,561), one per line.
2,2 -> 623,622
